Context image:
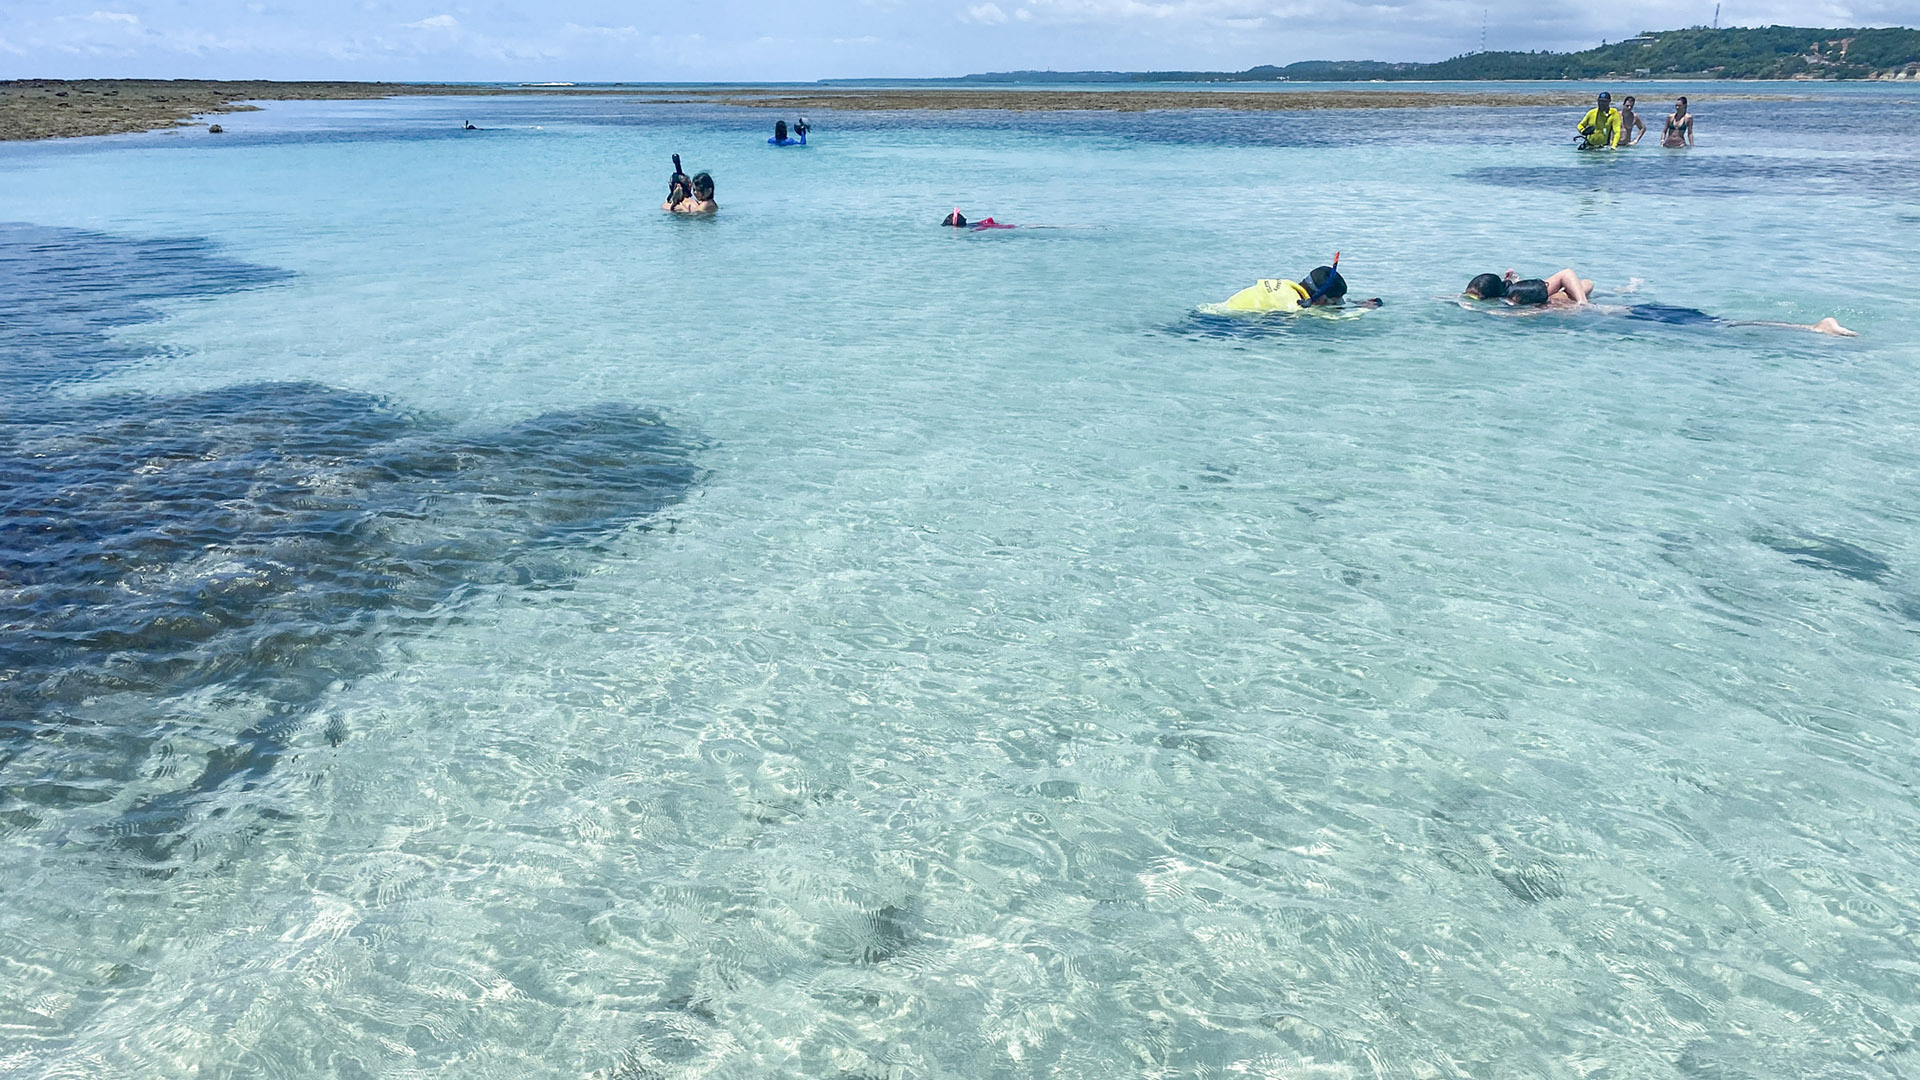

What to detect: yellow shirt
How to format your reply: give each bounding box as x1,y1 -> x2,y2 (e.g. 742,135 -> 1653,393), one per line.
1222,278 -> 1309,312
1577,107 -> 1621,149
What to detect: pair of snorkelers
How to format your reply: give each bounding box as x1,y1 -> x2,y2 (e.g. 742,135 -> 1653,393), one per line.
1205,258 -> 1852,336
663,153 -> 718,214
1463,268 -> 1853,335
1577,92 -> 1694,148
768,118 -> 809,147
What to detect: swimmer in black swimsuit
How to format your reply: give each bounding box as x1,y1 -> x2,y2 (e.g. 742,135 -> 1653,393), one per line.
1464,269 -> 1591,306
1463,272 -> 1855,335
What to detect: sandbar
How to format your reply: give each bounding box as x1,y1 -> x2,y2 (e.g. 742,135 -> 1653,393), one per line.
1,79 -> 1787,142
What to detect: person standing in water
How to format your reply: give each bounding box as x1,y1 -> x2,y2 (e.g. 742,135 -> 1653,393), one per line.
1576,92 -> 1622,150
1662,98 -> 1695,147
1616,95 -> 1646,146
768,119 -> 807,146
678,172 -> 717,214
663,153 -> 693,212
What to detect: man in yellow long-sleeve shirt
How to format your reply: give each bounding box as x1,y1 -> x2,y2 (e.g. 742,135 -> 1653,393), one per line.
1576,91 -> 1621,150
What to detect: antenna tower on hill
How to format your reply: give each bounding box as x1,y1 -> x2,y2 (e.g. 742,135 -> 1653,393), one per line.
1480,9 -> 1488,53
1714,3 -> 1720,28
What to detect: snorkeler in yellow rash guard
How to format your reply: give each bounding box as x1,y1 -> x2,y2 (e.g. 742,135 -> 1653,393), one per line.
1220,257 -> 1382,313
1224,277 -> 1313,312
1576,92 -> 1622,150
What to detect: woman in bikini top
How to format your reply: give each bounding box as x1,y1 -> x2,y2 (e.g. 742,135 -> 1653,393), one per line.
1662,98 -> 1693,148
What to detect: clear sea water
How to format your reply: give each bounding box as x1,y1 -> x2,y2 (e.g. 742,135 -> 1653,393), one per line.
3,85 -> 1919,1079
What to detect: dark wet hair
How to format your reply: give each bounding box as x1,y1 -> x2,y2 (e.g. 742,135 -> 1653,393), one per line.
692,172 -> 713,198
774,120 -> 788,141
1303,265 -> 1347,302
1465,273 -> 1508,300
942,210 -> 967,227
1507,278 -> 1550,305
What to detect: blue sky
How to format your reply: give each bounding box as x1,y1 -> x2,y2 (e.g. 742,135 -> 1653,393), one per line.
3,1 -> 1916,80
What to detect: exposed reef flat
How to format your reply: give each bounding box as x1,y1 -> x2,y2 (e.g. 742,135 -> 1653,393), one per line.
689,88 -> 1612,112
0,79 -> 524,141
2,79 -> 1794,142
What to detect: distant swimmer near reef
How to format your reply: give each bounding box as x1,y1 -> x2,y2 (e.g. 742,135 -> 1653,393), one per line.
940,209 -> 1014,229
463,120 -> 478,131
1662,97 -> 1695,147
769,118 -> 808,146
1462,269 -> 1854,335
1217,255 -> 1382,313
1576,92 -> 1621,150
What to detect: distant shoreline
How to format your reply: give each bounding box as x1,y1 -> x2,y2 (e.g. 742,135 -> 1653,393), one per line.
1,79 -> 1804,143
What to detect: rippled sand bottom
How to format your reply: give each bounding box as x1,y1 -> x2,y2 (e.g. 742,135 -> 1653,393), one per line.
0,89 -> 1915,1079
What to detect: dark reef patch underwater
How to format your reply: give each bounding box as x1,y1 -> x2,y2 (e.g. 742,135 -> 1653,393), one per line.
0,223 -> 702,869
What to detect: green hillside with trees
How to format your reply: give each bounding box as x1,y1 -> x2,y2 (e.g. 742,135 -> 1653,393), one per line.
952,25 -> 1920,82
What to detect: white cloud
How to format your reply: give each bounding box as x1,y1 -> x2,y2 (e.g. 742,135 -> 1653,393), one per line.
561,22 -> 643,40
5,0 -> 1918,80
1006,0 -> 1272,22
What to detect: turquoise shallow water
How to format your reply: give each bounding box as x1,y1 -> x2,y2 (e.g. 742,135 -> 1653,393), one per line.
2,87 -> 1919,1079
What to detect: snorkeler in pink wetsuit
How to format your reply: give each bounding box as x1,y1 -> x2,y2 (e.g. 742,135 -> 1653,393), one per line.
940,210 -> 1014,230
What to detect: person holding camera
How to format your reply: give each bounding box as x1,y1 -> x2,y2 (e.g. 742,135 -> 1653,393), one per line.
1576,92 -> 1621,150
768,118 -> 809,146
